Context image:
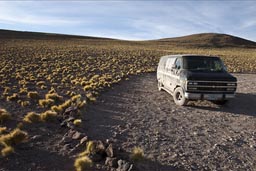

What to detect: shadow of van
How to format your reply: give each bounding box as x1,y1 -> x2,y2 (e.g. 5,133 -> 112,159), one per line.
190,93 -> 256,117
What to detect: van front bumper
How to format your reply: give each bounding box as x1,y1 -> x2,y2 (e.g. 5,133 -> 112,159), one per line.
185,92 -> 235,100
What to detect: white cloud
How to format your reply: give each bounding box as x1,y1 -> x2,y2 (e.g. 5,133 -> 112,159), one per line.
0,1 -> 255,41
0,1 -> 82,26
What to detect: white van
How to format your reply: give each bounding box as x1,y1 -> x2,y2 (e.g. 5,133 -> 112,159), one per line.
157,54 -> 237,106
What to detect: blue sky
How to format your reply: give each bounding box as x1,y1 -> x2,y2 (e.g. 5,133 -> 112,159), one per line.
0,1 -> 256,41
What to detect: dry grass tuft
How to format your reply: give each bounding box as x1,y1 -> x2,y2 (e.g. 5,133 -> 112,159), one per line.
40,110 -> 57,122
74,141 -> 95,171
0,127 -> 7,134
0,128 -> 28,146
23,112 -> 41,123
77,100 -> 86,109
86,141 -> 96,155
51,105 -> 63,113
130,146 -> 144,161
71,94 -> 81,102
39,99 -> 55,108
74,156 -> 93,171
36,81 -> 46,87
6,93 -> 19,101
1,146 -> 14,157
3,87 -> 10,96
19,87 -> 28,95
45,93 -> 63,102
83,85 -> 92,91
48,87 -> 56,94
85,93 -> 96,102
0,109 -> 11,123
59,100 -> 72,111
19,100 -> 30,107
27,91 -> 39,99
73,119 -> 82,126
78,141 -> 95,157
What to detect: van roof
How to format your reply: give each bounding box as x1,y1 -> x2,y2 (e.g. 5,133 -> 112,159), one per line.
161,54 -> 218,58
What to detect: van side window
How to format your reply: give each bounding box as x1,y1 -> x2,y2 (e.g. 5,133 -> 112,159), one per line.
165,58 -> 176,71
175,58 -> 182,70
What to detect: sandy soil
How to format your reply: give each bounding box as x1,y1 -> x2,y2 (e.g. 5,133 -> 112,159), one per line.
1,73 -> 255,171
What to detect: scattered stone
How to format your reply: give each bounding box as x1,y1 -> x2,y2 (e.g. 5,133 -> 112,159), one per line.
105,157 -> 118,168
80,136 -> 88,145
106,138 -> 112,144
62,144 -> 71,151
60,117 -> 75,128
67,122 -> 75,129
117,159 -> 133,171
64,106 -> 78,115
191,163 -> 198,170
106,143 -> 114,157
234,139 -> 246,147
96,140 -> 106,155
67,116 -> 75,122
68,129 -> 76,135
72,131 -> 81,140
30,135 -> 42,140
63,106 -> 78,118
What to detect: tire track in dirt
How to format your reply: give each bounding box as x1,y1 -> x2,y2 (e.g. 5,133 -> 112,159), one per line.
86,73 -> 256,171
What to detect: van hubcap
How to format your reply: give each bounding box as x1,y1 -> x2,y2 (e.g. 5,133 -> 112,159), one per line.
177,92 -> 183,101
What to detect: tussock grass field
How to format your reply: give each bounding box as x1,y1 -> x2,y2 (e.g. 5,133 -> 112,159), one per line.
0,31 -> 256,170
1,38 -> 255,112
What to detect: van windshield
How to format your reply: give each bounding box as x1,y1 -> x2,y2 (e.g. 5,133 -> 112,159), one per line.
183,56 -> 225,72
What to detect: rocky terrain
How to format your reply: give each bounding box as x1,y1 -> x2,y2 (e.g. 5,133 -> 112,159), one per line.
1,73 -> 255,171
86,73 -> 256,171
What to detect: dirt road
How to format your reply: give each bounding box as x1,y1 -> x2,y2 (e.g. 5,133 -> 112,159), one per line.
1,73 -> 255,171
86,73 -> 256,171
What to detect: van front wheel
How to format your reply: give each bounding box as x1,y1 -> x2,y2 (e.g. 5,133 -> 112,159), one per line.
173,87 -> 188,106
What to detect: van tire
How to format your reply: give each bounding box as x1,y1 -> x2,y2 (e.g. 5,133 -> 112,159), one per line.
173,87 -> 188,106
158,81 -> 162,91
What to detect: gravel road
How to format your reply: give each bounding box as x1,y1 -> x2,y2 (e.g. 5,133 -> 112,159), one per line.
86,73 -> 256,171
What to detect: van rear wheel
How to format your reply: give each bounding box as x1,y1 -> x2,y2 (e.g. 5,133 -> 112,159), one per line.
173,87 -> 188,106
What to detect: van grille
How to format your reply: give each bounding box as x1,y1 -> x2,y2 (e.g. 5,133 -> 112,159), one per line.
186,81 -> 237,93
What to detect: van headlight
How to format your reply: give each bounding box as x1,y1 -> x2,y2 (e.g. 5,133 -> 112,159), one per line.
227,82 -> 236,86
188,81 -> 198,85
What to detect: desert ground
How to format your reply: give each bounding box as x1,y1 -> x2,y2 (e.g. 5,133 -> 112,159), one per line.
1,73 -> 255,171
86,73 -> 256,171
1,30 -> 256,171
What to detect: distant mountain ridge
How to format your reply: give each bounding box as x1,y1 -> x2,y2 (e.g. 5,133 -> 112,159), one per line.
157,33 -> 256,48
0,29 -> 114,40
1,29 -> 256,48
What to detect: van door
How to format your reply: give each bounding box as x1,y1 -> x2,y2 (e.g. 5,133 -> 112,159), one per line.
164,57 -> 176,92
